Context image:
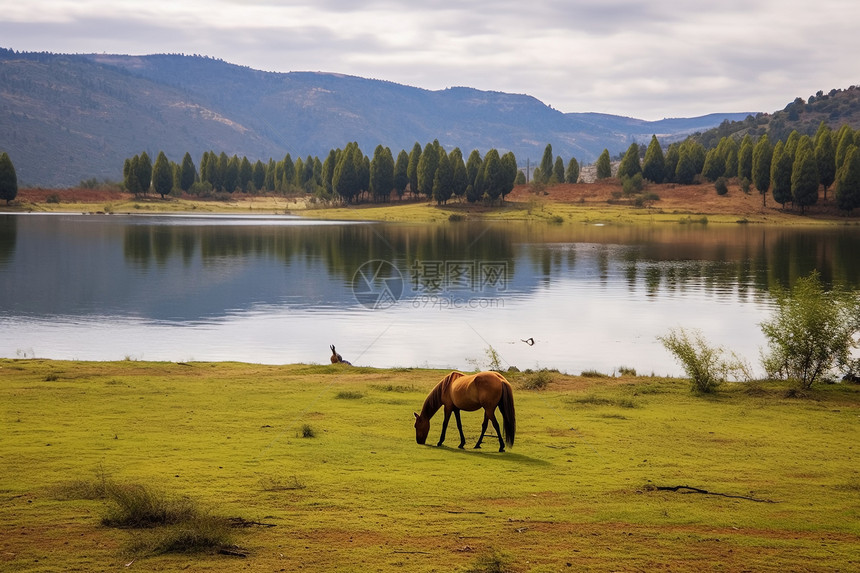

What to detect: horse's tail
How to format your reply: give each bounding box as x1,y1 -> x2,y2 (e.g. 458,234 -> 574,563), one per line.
500,381 -> 516,448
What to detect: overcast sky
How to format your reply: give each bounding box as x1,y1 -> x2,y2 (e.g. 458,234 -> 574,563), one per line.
1,0 -> 857,120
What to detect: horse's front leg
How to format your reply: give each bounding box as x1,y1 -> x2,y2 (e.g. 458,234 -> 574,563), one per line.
453,409 -> 466,449
437,407 -> 452,447
474,413 -> 490,449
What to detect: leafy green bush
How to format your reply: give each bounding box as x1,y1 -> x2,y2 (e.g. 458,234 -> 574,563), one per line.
622,173 -> 644,195
760,271 -> 860,390
658,327 -> 743,393
715,177 -> 729,195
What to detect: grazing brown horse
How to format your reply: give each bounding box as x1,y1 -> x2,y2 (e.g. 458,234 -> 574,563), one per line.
414,371 -> 516,452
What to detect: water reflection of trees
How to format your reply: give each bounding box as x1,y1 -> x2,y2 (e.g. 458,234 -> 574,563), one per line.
518,224 -> 860,297
122,222 -> 518,283
0,215 -> 17,267
121,221 -> 860,298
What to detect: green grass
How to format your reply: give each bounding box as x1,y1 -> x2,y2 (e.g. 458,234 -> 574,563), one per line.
1,359 -> 859,571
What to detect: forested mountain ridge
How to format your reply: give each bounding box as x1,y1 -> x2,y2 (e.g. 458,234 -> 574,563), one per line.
0,48 -> 751,187
690,86 -> 860,149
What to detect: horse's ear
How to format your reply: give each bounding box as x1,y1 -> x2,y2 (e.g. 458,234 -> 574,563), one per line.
413,412 -> 419,419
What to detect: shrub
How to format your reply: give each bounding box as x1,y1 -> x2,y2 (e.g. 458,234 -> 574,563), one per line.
658,327 -> 742,393
335,390 -> 364,399
617,366 -> 637,376
300,424 -> 316,438
760,271 -> 860,390
519,368 -> 553,390
46,193 -> 61,204
581,369 -> 609,378
466,548 -> 515,573
622,173 -> 644,195
715,177 -> 729,195
102,482 -> 198,528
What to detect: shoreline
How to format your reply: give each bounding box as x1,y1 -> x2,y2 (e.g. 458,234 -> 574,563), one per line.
3,181 -> 858,226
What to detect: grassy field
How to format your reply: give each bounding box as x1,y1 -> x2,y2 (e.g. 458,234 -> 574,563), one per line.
1,359 -> 858,571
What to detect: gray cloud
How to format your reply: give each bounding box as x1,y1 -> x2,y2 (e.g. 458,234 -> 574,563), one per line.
1,0 -> 857,119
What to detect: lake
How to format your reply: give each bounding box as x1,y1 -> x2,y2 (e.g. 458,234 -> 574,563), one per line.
1,213 -> 858,376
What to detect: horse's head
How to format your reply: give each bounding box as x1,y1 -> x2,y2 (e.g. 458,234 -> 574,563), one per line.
413,412 -> 429,445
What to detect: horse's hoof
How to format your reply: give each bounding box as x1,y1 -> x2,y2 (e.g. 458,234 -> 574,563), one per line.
458,444 -> 465,449
436,442 -> 444,447
473,445 -> 481,449
498,447 -> 505,453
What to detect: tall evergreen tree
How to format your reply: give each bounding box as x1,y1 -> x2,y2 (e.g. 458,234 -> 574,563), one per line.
407,142 -> 422,197
124,155 -> 140,195
281,154 -> 295,192
500,152 -> 518,200
737,135 -> 754,182
252,160 -> 266,191
617,142 -> 641,180
792,147 -> 819,214
784,130 -> 801,161
565,157 -> 580,183
449,148 -> 468,201
596,149 -> 612,180
702,148 -> 725,182
482,149 -> 504,202
835,146 -> 860,213
370,145 -> 395,202
264,159 -> 277,191
664,143 -> 680,183
0,152 -> 18,205
333,142 -> 362,203
238,156 -> 253,192
432,151 -> 453,204
539,144 -> 554,183
393,149 -> 409,199
815,128 -> 836,200
552,156 -> 565,184
417,141 -> 440,199
152,151 -> 173,199
752,135 -> 773,206
138,151 -> 153,194
466,150 -> 482,187
835,126 -> 855,171
642,135 -> 665,183
686,141 -> 706,174
770,141 -> 793,208
675,146 -> 697,185
179,152 -> 197,192
224,155 -> 239,193
322,149 -> 338,196
717,137 -> 739,178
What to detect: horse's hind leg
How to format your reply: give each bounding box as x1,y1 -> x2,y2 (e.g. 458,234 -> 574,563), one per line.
474,415 -> 490,449
489,414 -> 505,452
453,410 -> 466,449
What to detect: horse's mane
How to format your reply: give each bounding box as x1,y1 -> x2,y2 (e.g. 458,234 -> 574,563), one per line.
420,371 -> 461,418
420,380 -> 444,418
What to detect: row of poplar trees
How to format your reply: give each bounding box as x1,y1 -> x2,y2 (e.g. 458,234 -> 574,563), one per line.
595,121 -> 860,214
123,141 -> 519,205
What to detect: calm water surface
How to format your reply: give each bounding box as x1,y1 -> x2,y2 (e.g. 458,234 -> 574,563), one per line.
2,213 -> 858,376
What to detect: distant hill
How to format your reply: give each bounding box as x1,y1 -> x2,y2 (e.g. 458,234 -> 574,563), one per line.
689,86 -> 860,148
0,48 -> 751,187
